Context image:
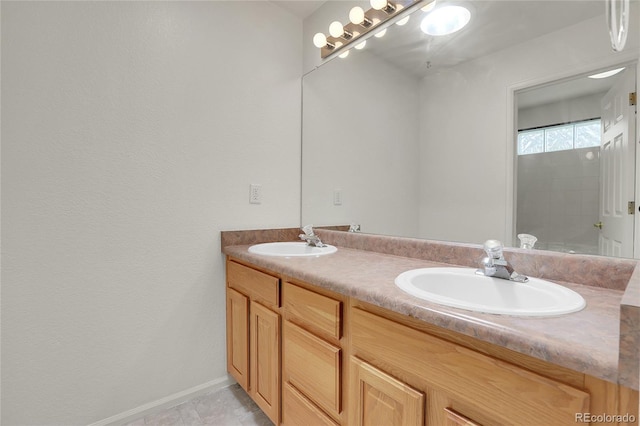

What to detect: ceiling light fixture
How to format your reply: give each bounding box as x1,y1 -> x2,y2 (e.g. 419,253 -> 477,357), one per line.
588,67 -> 626,79
313,0 -> 435,59
420,5 -> 470,36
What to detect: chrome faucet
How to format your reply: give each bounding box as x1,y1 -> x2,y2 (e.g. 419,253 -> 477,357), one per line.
476,239 -> 528,283
299,225 -> 326,247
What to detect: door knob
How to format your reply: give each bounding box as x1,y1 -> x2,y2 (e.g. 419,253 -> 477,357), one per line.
593,221 -> 603,229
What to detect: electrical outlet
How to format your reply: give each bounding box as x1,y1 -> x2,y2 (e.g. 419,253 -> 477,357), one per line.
333,189 -> 342,206
250,184 -> 262,204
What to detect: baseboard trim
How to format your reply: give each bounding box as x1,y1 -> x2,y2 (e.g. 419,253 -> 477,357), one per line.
89,375 -> 235,426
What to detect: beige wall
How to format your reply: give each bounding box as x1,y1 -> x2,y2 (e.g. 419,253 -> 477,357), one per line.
1,2 -> 302,424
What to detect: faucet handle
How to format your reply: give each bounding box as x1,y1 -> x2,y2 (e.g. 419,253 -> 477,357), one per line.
483,239 -> 504,259
301,224 -> 315,236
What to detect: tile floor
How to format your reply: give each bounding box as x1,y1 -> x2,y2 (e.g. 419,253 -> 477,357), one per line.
123,384 -> 273,426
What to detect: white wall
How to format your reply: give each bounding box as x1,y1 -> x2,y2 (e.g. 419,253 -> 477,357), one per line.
302,49 -> 420,237
1,2 -> 301,425
418,12 -> 640,245
518,93 -> 605,130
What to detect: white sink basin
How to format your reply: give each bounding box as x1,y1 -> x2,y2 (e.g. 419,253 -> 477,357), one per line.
395,267 -> 585,316
248,242 -> 337,257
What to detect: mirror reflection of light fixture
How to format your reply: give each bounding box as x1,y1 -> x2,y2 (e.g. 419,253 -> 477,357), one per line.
606,0 -> 630,52
421,0 -> 436,12
395,5 -> 410,26
588,67 -> 626,79
313,0 -> 435,59
420,5 -> 470,36
334,41 -> 350,59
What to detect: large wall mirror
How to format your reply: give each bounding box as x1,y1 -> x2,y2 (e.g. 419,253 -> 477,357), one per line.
302,0 -> 640,258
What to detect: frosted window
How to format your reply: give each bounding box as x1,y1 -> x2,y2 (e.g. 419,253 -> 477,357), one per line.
518,130 -> 544,155
575,120 -> 601,148
545,124 -> 574,152
517,119 -> 601,155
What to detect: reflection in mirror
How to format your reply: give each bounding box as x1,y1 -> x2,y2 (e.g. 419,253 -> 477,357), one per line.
302,0 -> 640,258
515,67 -> 635,257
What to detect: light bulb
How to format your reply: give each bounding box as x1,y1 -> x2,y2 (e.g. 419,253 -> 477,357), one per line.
374,28 -> 387,38
339,50 -> 350,59
349,7 -> 365,25
313,32 -> 327,48
355,40 -> 367,50
329,21 -> 344,38
370,0 -> 388,10
421,0 -> 436,12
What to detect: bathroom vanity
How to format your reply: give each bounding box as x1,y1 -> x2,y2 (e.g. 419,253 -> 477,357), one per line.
222,228 -> 639,426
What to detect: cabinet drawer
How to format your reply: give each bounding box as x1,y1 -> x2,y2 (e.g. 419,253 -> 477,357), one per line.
284,321 -> 341,419
283,282 -> 342,341
227,260 -> 279,308
283,382 -> 339,426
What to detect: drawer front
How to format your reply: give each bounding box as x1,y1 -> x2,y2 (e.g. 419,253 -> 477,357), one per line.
284,320 -> 341,419
227,260 -> 279,308
283,382 -> 339,426
351,308 -> 590,425
283,282 -> 342,341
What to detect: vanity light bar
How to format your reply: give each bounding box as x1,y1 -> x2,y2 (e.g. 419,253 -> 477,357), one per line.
315,0 -> 434,59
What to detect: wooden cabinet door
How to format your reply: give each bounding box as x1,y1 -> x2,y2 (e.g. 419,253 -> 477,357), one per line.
250,301 -> 280,425
350,357 -> 424,426
226,288 -> 249,391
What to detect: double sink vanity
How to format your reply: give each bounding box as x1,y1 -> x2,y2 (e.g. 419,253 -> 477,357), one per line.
221,227 -> 639,426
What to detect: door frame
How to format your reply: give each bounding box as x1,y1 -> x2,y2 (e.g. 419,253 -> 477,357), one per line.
506,52 -> 639,259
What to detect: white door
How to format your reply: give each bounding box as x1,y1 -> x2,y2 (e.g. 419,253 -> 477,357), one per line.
599,66 -> 636,257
